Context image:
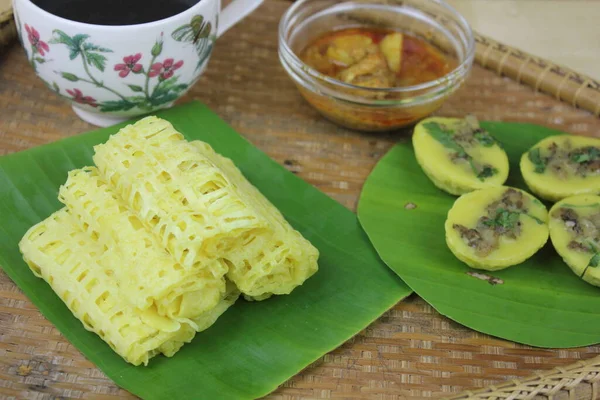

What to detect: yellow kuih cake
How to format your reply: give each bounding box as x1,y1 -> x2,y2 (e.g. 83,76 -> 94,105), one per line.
521,135 -> 600,202
445,187 -> 549,271
549,195 -> 600,286
413,116 -> 509,195
19,208 -> 198,366
58,167 -> 231,325
93,117 -> 319,299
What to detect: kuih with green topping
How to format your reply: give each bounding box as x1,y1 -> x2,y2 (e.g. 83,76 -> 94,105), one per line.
413,116 -> 509,195
521,135 -> 600,202
549,195 -> 600,286
445,187 -> 549,271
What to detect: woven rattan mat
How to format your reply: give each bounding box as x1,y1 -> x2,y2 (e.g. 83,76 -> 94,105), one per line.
2,1 -> 600,399
0,0 -> 15,53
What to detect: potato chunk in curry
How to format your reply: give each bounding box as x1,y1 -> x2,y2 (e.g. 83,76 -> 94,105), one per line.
379,32 -> 403,73
300,28 -> 452,91
326,34 -> 378,67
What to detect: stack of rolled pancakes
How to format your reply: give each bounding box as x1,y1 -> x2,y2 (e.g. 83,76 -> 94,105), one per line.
19,117 -> 319,366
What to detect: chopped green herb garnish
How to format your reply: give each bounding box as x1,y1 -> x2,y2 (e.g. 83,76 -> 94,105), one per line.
482,208 -> 521,231
572,153 -> 591,163
570,147 -> 600,164
498,209 -> 521,230
477,166 -> 498,180
424,122 -> 497,182
589,253 -> 600,268
483,207 -> 544,229
423,122 -> 466,157
528,148 -> 547,173
474,131 -> 496,147
581,252 -> 600,278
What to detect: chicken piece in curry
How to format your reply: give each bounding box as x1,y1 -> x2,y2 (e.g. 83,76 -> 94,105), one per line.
300,28 -> 453,92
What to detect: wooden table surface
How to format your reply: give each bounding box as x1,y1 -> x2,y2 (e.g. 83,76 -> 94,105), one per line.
1,1 -> 600,399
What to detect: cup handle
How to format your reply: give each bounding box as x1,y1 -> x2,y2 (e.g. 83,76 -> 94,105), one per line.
217,0 -> 264,37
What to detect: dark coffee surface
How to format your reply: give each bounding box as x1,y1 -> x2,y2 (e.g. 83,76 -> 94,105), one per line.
31,0 -> 199,25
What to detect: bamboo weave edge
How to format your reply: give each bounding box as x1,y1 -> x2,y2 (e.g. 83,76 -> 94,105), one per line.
447,355 -> 600,400
474,32 -> 600,117
0,5 -> 16,51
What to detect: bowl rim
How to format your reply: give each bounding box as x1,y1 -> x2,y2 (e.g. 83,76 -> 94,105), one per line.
278,0 -> 476,96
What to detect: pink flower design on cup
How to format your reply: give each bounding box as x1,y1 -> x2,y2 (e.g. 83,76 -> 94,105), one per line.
67,88 -> 98,107
148,58 -> 184,80
25,24 -> 50,56
114,54 -> 144,78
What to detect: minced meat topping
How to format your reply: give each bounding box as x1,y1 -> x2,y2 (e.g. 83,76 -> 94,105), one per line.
528,140 -> 600,178
552,204 -> 600,272
453,189 -> 543,257
424,116 -> 499,181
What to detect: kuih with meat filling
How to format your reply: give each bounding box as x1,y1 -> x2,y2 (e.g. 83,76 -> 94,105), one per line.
445,187 -> 549,271
521,135 -> 600,202
549,195 -> 600,286
413,116 -> 509,195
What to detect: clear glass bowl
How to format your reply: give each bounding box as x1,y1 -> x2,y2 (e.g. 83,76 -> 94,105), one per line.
278,0 -> 475,132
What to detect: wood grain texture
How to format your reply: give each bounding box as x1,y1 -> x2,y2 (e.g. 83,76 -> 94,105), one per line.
1,1 -> 600,399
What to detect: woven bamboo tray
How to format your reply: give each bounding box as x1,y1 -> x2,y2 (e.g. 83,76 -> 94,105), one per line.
1,1 -> 600,399
0,0 -> 16,52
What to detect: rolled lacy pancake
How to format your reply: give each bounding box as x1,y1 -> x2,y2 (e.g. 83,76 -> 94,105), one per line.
18,116 -> 318,366
93,117 -> 269,263
93,116 -> 319,299
521,135 -> 600,202
191,141 -> 320,298
18,208 -> 238,366
413,116 -> 509,195
445,187 -> 549,271
549,195 -> 600,286
58,167 -> 228,324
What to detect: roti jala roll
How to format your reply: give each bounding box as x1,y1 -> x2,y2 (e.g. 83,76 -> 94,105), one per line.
93,117 -> 319,299
20,209 -> 195,366
191,141 -> 320,298
58,167 -> 228,324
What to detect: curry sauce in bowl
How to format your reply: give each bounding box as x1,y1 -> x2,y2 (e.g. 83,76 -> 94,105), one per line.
279,0 -> 474,132
300,28 -> 454,91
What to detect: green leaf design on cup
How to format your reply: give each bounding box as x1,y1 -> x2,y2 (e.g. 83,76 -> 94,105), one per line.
128,85 -> 144,93
36,16 -> 213,113
172,15 -> 215,71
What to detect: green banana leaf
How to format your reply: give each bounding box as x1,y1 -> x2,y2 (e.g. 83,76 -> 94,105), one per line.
0,101 -> 411,400
357,121 -> 600,348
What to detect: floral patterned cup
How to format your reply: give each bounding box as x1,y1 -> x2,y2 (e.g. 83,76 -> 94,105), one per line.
12,0 -> 264,127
